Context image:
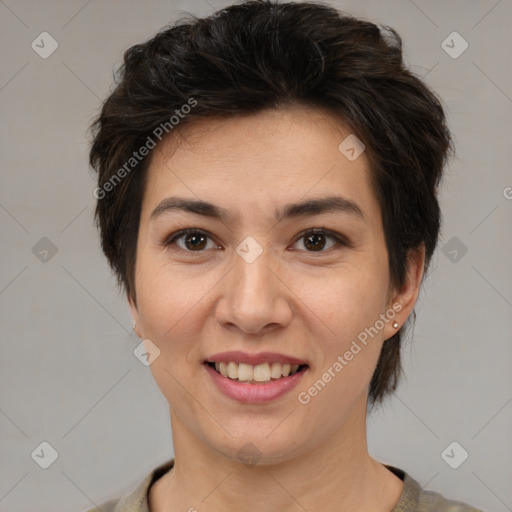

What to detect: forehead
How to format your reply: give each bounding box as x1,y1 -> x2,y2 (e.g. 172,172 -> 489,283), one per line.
141,107 -> 379,225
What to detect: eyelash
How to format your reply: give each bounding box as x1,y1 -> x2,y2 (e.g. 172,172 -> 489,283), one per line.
163,228 -> 350,254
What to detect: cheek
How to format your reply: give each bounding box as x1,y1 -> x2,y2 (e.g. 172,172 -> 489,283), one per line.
135,257 -> 213,335
300,262 -> 390,396
301,263 -> 389,337
300,282 -> 386,412
134,267 -> 208,402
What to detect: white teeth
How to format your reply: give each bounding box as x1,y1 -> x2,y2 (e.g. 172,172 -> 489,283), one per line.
237,363 -> 253,381
210,361 -> 304,382
270,362 -> 282,379
253,363 -> 271,382
227,361 -> 238,379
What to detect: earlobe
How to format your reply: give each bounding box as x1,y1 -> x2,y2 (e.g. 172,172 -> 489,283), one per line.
128,294 -> 142,338
384,245 -> 426,339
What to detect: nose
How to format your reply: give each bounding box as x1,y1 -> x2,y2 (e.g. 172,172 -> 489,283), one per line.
214,247 -> 293,335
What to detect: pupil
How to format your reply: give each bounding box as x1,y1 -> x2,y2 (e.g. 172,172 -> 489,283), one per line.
184,233 -> 326,251
186,233 -> 207,250
305,233 -> 325,251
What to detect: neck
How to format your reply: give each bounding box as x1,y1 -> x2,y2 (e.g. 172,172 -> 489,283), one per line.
150,397 -> 403,512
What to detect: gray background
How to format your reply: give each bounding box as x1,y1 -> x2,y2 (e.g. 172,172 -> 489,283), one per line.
1,0 -> 511,511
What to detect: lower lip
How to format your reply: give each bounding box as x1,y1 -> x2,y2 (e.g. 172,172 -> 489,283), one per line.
204,363 -> 308,404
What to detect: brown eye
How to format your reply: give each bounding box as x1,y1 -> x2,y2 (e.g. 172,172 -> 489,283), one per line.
304,233 -> 327,251
183,232 -> 208,250
165,229 -> 218,252
292,229 -> 347,253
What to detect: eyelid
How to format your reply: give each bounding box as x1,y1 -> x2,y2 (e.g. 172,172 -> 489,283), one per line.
163,227 -> 351,253
290,228 -> 351,251
163,228 -> 219,249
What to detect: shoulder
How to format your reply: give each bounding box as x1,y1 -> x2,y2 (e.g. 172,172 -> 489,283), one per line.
388,466 -> 485,512
82,478 -> 149,512
82,459 -> 175,512
82,488 -> 146,512
84,498 -> 118,512
416,484 -> 485,512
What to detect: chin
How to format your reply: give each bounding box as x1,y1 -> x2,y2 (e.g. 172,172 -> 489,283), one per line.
203,425 -> 313,468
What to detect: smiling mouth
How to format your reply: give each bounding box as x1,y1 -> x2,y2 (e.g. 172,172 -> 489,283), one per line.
204,361 -> 309,384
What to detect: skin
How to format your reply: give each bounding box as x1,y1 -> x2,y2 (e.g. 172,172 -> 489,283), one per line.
129,106 -> 425,512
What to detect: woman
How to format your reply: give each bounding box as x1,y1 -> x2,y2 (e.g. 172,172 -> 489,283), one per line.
87,1 -> 483,511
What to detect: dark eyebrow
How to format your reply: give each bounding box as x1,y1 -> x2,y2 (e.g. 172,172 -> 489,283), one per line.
151,197 -> 230,221
275,195 -> 364,223
150,195 -> 364,223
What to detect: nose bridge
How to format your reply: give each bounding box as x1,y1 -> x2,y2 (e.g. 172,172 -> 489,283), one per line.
216,242 -> 291,333
234,247 -> 272,299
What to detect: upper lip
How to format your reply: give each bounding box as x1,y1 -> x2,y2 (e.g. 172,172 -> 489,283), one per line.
204,351 -> 308,366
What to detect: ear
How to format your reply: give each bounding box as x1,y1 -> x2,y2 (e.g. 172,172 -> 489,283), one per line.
128,293 -> 143,338
383,244 -> 426,341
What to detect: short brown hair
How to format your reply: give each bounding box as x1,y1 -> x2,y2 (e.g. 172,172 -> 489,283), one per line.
89,0 -> 453,405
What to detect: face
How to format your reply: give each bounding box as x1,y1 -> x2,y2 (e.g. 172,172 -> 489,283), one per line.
130,107 -> 420,464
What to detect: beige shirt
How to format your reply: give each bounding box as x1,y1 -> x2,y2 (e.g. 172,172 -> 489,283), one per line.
85,459 -> 484,512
